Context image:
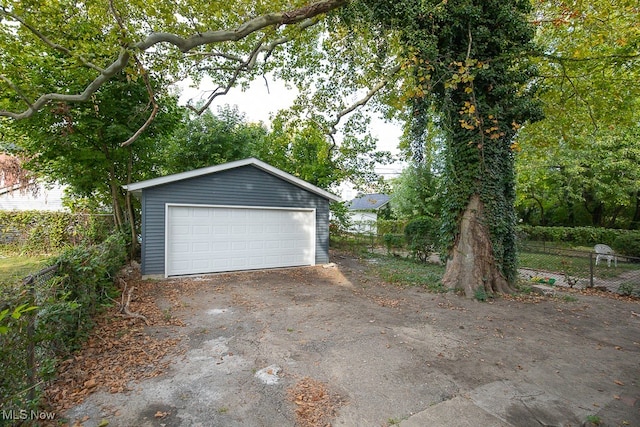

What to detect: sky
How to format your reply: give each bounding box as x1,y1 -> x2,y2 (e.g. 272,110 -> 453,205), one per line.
178,77 -> 406,200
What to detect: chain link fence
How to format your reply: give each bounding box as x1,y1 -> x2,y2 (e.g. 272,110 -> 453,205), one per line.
22,264 -> 60,402
517,242 -> 640,296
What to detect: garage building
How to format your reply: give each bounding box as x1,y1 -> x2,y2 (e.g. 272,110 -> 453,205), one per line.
124,158 -> 341,278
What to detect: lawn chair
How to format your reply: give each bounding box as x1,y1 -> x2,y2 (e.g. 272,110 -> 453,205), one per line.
594,244 -> 617,267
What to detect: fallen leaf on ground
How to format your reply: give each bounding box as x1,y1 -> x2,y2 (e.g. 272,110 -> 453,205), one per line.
287,377 -> 344,427
43,264 -> 186,414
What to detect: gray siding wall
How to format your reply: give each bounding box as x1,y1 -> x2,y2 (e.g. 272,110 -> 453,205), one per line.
140,165 -> 330,275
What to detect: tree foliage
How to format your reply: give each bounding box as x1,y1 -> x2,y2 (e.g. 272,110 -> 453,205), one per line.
12,74 -> 181,250
391,163 -> 441,220
516,0 -> 640,229
361,0 -> 543,295
161,105 -> 268,175
160,104 -> 390,191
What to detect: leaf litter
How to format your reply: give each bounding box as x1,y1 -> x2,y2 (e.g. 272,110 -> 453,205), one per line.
287,377 -> 345,427
44,266 -> 188,414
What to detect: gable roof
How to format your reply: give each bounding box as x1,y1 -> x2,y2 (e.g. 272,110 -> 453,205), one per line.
123,157 -> 341,202
348,193 -> 390,211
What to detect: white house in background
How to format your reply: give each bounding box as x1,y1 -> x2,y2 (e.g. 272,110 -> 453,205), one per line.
347,193 -> 391,234
0,183 -> 67,211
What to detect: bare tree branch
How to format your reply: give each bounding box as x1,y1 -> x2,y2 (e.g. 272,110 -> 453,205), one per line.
558,62 -> 598,133
109,0 -> 159,147
186,18 -> 320,115
0,0 -> 349,120
120,60 -> 159,147
187,36 -> 267,115
328,64 -> 401,135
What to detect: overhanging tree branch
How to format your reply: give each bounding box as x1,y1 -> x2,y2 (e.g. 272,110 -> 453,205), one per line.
186,17 -> 320,115
328,64 -> 401,135
0,50 -> 131,120
0,0 -> 349,120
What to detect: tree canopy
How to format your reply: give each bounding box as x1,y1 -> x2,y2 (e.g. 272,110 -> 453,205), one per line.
10,73 -> 181,252
1,0 -> 637,297
516,0 -> 640,228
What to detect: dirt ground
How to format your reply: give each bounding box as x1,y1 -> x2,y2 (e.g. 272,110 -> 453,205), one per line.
53,251 -> 640,427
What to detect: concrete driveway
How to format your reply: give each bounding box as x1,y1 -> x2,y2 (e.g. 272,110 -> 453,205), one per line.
63,254 -> 640,426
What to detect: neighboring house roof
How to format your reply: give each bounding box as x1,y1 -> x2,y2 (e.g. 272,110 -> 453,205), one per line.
348,193 -> 391,211
124,157 -> 342,202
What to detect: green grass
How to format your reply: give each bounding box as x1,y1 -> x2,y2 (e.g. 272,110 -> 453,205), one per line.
518,251 -> 637,279
368,253 -> 446,291
0,254 -> 51,285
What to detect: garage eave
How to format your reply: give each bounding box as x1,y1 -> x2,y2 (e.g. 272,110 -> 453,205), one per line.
122,158 -> 342,202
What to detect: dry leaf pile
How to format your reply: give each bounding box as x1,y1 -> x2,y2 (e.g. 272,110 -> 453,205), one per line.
44,272 -> 185,413
287,377 -> 344,427
372,296 -> 401,308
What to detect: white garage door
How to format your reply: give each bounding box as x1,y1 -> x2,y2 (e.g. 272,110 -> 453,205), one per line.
166,205 -> 316,276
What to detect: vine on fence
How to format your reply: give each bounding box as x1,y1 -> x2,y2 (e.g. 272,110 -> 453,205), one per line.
0,232 -> 127,412
0,210 -> 115,254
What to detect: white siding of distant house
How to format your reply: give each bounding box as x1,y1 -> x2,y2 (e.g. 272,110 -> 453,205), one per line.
0,184 -> 66,211
348,211 -> 377,234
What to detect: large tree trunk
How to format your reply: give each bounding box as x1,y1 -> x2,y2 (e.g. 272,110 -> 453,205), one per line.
442,195 -> 514,298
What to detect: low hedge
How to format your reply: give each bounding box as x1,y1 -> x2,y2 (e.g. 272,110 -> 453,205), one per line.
404,216 -> 440,262
517,225 -> 640,257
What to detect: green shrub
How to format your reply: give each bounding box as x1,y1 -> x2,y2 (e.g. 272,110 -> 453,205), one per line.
404,216 -> 440,262
52,232 -> 127,348
517,225 -> 639,249
383,233 -> 404,255
329,202 -> 352,234
0,210 -> 115,254
612,233 -> 640,258
0,232 -> 126,410
618,283 -> 638,297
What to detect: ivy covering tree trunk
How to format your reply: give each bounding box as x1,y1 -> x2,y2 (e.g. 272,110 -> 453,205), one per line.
367,0 -> 543,297
433,1 -> 543,297
1,0 -> 547,298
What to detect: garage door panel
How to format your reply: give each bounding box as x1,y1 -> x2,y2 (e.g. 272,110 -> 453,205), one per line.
192,242 -> 211,252
249,241 -> 264,249
231,241 -> 247,250
192,225 -> 211,234
166,205 -> 315,276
